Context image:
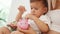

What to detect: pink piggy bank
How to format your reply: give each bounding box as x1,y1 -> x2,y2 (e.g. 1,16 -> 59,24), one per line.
17,19 -> 29,30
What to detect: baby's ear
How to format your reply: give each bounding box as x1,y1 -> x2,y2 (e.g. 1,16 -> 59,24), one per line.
43,7 -> 47,14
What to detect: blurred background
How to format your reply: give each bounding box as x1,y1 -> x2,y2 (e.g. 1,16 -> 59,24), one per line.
0,0 -> 31,23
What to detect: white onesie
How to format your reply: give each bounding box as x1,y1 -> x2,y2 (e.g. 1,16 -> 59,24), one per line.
28,15 -> 50,34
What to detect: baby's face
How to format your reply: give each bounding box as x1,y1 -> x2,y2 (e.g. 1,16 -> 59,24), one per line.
30,1 -> 47,18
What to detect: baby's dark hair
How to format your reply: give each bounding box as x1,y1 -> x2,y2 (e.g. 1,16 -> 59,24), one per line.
30,0 -> 48,8
30,0 -> 48,14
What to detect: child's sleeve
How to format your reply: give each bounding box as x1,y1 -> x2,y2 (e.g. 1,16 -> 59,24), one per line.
39,15 -> 51,27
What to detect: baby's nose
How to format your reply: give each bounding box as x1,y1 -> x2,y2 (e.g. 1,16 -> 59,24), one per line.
31,8 -> 35,12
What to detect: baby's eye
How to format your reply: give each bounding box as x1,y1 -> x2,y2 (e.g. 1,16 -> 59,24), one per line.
31,8 -> 33,9
31,8 -> 38,10
34,8 -> 38,10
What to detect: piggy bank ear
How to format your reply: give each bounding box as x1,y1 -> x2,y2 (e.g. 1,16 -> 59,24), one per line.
25,19 -> 28,22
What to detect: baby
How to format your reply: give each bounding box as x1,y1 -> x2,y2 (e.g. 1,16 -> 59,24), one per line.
11,0 -> 50,34
0,0 -> 50,34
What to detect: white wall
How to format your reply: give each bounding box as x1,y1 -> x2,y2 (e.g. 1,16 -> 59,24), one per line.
0,0 -> 12,8
8,0 -> 31,22
0,0 -> 12,23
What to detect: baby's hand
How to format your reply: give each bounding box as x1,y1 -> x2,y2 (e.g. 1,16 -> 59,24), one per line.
17,26 -> 36,34
25,14 -> 37,20
18,6 -> 26,14
7,21 -> 17,30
